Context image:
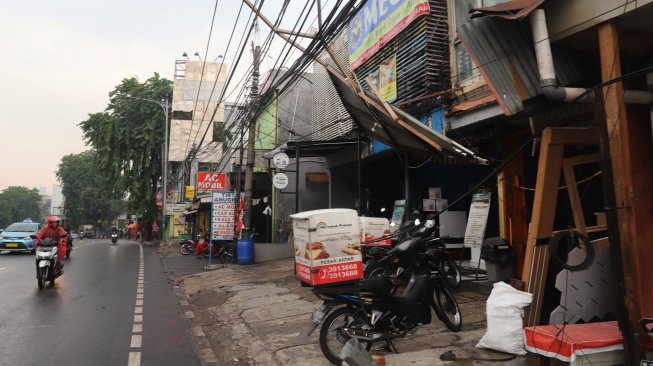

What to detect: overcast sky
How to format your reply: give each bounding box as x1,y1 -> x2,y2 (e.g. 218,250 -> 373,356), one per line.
0,0 -> 321,194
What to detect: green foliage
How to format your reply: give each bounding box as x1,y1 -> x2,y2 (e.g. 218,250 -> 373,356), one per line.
56,150 -> 123,228
0,186 -> 41,228
78,73 -> 172,227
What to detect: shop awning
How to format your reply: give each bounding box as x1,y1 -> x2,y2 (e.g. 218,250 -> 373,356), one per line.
326,67 -> 487,164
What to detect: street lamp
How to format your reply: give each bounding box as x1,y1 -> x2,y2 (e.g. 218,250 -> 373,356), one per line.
117,94 -> 170,244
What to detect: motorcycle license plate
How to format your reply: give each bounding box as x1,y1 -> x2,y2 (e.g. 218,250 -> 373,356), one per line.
5,243 -> 18,248
312,304 -> 329,324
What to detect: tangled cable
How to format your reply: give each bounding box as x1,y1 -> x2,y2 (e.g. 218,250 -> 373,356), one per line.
548,230 -> 595,271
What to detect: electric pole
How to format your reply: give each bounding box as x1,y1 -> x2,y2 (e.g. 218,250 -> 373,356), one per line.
243,42 -> 260,238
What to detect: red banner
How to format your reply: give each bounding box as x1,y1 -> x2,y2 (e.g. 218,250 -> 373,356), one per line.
197,172 -> 228,191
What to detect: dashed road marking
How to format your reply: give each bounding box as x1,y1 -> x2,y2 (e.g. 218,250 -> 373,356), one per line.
128,243 -> 145,365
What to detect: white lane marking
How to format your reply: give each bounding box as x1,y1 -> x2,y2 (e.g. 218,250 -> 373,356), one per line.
128,243 -> 145,365
130,334 -> 142,348
0,267 -> 6,271
128,352 -> 141,366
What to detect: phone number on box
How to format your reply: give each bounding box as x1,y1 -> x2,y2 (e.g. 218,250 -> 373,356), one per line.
323,270 -> 359,279
327,264 -> 358,272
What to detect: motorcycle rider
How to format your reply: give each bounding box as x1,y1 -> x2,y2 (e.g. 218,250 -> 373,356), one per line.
62,218 -> 73,248
35,216 -> 67,273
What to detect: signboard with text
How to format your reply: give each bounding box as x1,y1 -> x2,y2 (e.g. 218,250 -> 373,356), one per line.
464,190 -> 492,264
197,172 -> 229,192
348,0 -> 430,69
210,191 -> 236,240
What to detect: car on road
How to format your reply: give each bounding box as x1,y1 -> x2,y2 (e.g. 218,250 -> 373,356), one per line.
0,218 -> 42,253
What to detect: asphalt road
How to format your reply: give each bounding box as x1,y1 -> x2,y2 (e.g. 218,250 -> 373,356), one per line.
0,239 -> 200,366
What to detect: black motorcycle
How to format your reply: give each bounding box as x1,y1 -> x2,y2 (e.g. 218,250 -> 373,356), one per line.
309,220 -> 462,365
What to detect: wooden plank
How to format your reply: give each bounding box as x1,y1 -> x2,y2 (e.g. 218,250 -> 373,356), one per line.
598,22 -> 641,364
548,127 -> 599,146
522,128 -> 564,326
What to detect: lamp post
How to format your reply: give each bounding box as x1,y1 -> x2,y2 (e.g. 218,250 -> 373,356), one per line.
118,94 -> 170,243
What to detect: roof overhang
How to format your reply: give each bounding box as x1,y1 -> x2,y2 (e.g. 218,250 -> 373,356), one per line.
326,67 -> 488,164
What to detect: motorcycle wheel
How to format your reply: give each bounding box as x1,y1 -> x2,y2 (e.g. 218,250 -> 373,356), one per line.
66,248 -> 71,258
179,243 -> 192,255
439,256 -> 461,289
431,286 -> 462,332
219,248 -> 233,264
37,269 -> 45,289
319,307 -> 372,365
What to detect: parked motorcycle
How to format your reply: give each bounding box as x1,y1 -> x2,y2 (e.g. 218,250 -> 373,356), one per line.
310,220 -> 463,365
179,234 -> 202,255
32,236 -> 64,289
111,233 -> 118,245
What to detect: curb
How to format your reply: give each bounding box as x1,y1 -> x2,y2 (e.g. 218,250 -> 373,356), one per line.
160,255 -> 219,366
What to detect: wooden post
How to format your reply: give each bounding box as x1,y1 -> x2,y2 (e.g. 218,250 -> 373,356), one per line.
598,21 -> 653,362
522,128 -> 598,326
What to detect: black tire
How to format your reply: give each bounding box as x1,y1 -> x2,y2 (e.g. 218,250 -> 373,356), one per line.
37,270 -> 45,289
431,286 -> 462,332
219,248 -> 233,264
318,307 -> 372,365
439,256 -> 461,289
179,243 -> 192,255
548,230 -> 595,271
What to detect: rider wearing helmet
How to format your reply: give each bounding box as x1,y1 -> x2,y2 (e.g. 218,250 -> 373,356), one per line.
35,216 -> 68,272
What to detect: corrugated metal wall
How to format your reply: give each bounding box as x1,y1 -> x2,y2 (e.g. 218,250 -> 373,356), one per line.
354,0 -> 451,105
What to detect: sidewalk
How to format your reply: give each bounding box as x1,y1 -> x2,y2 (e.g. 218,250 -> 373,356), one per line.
160,246 -> 535,365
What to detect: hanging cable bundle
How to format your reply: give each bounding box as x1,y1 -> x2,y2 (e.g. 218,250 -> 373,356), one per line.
548,230 -> 595,271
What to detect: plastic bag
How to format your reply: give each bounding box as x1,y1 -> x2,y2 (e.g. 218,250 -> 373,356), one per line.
476,281 -> 533,355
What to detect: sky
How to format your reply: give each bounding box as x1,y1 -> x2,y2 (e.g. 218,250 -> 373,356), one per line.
0,0 -> 324,194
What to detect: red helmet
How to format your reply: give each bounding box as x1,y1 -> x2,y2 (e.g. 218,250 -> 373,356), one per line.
47,216 -> 60,228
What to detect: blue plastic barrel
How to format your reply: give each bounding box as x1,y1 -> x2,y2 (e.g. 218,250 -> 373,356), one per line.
237,239 -> 254,265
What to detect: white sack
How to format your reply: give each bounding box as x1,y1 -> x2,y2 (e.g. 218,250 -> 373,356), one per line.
476,281 -> 533,355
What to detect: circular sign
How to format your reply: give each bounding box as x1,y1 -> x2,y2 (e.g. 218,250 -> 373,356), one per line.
273,152 -> 290,169
272,173 -> 289,189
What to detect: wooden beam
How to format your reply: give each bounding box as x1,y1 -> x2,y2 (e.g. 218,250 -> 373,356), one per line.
548,127 -> 599,146
522,128 -> 564,326
561,154 -> 600,236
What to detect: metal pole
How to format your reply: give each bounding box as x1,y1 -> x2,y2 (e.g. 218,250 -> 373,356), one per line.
295,143 -> 300,213
162,99 -> 169,244
357,127 -> 362,215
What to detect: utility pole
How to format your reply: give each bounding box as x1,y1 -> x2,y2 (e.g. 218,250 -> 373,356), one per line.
243,42 -> 260,238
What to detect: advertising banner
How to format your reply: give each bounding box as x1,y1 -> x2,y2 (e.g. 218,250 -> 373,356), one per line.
348,0 -> 430,69
291,209 -> 363,286
378,54 -> 397,102
359,217 -> 391,246
210,191 -> 236,240
464,189 -> 492,264
197,172 -> 229,192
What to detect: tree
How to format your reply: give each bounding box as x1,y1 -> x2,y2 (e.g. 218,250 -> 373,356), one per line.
56,150 -> 123,229
79,73 -> 172,235
0,186 -> 41,228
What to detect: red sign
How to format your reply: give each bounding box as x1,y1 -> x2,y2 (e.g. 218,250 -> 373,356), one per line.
295,261 -> 363,285
197,172 -> 228,191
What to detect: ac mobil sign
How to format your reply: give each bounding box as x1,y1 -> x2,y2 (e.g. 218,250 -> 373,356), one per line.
348,0 -> 429,69
197,172 -> 229,192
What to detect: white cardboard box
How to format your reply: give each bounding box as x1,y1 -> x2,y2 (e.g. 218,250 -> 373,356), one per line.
436,198 -> 448,212
359,217 -> 391,246
423,199 -> 436,212
428,187 -> 442,199
290,209 -> 363,286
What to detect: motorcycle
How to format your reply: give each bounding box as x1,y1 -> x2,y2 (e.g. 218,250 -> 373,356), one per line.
179,234 -> 202,255
32,236 -> 64,289
111,233 -> 118,244
309,220 -> 463,365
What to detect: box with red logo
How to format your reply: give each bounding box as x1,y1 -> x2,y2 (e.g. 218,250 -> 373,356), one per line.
290,209 -> 363,286
359,217 -> 391,246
